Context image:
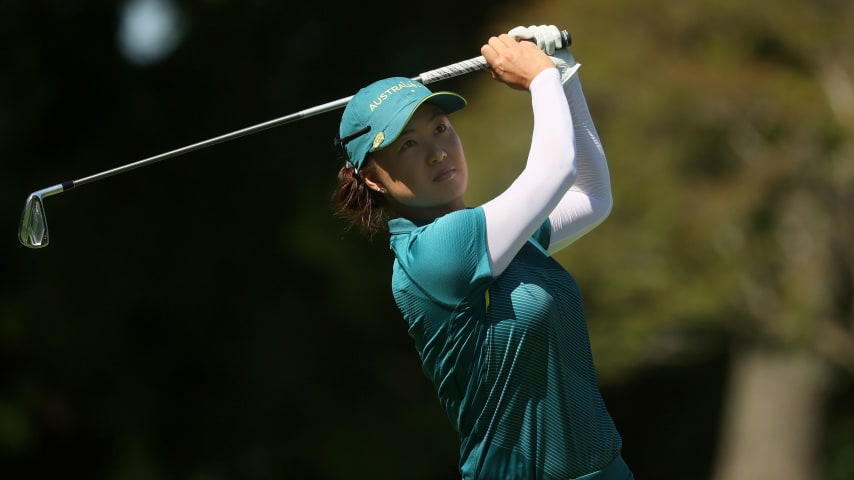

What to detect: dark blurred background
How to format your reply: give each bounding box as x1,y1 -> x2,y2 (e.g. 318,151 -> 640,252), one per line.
2,1 -> 853,479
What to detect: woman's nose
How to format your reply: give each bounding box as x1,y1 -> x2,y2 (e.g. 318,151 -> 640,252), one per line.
428,145 -> 447,164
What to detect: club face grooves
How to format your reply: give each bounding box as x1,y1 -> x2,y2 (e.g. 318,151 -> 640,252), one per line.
19,194 -> 49,248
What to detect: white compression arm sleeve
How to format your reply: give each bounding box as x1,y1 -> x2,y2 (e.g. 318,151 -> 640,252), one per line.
481,68 -> 577,277
546,62 -> 613,253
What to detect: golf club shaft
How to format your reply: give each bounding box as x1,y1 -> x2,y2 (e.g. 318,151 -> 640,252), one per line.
62,55 -> 492,191
16,53 -> 503,248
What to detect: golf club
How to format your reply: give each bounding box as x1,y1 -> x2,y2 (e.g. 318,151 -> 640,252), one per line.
18,29 -> 571,249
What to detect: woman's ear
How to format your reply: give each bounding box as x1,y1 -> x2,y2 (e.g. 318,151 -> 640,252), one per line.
361,173 -> 387,194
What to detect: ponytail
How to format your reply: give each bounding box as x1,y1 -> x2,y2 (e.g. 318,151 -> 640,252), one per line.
331,162 -> 390,240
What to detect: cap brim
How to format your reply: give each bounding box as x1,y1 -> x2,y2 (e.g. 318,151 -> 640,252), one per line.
423,91 -> 467,117
372,91 -> 467,153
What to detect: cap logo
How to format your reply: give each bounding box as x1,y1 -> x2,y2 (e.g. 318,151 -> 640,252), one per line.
368,81 -> 421,112
372,132 -> 385,149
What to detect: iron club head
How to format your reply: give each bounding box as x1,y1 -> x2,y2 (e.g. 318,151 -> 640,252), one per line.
18,184 -> 66,249
19,193 -> 49,248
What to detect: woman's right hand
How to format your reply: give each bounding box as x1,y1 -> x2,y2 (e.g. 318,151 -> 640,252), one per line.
480,33 -> 556,90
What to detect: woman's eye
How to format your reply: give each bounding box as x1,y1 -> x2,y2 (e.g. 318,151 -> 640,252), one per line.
435,124 -> 447,134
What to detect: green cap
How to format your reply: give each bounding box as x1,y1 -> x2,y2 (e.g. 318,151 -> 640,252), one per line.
338,77 -> 466,171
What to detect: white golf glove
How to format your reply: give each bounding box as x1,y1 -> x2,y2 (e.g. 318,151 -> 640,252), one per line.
507,24 -> 564,55
508,24 -> 580,82
549,45 -> 581,83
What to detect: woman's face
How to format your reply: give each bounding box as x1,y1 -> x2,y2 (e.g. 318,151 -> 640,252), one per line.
364,103 -> 468,221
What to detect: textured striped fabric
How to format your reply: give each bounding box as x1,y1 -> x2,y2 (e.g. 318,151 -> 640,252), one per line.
389,208 -> 623,480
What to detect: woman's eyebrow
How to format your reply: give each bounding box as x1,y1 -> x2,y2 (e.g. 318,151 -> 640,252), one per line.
400,109 -> 446,136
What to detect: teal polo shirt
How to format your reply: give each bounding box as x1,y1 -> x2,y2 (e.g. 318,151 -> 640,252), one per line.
389,207 -> 628,479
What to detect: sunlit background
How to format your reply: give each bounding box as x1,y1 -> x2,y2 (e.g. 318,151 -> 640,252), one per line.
2,1 -> 852,479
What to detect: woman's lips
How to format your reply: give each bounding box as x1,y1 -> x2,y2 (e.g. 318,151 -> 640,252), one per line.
434,167 -> 456,182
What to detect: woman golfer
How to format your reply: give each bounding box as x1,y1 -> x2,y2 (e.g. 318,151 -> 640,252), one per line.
332,25 -> 633,480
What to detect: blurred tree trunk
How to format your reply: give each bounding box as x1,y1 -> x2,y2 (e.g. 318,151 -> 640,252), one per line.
713,348 -> 831,480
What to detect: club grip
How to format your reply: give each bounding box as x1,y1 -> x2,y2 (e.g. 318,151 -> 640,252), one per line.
559,29 -> 572,48
415,28 -> 572,85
